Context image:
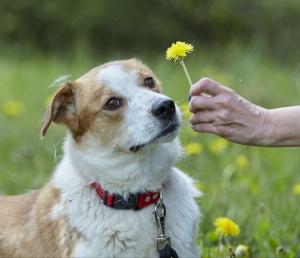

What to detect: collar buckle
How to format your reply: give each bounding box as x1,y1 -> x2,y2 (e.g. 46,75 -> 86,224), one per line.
113,193 -> 139,210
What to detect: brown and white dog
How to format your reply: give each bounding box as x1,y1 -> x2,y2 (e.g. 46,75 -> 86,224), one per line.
0,59 -> 200,257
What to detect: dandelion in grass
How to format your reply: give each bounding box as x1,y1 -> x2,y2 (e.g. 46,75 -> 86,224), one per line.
209,138 -> 228,154
235,154 -> 249,169
2,100 -> 24,117
293,183 -> 300,195
184,142 -> 203,156
214,217 -> 240,237
166,41 -> 194,87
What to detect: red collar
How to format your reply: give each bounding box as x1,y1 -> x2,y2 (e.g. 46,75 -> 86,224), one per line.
90,182 -> 160,210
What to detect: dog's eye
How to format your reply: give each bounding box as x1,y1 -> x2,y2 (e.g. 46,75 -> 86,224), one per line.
104,97 -> 123,111
144,77 -> 155,89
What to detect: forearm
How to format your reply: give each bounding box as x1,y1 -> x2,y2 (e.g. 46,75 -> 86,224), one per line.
258,106 -> 300,147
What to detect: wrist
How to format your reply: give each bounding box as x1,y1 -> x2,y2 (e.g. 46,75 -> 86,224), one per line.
250,107 -> 275,146
262,107 -> 300,146
255,108 -> 292,147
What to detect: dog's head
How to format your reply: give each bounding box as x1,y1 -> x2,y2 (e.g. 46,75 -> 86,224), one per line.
41,59 -> 181,184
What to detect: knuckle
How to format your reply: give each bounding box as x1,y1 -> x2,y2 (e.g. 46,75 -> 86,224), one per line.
189,114 -> 197,123
220,94 -> 235,108
190,96 -> 201,108
189,97 -> 197,110
222,85 -> 236,94
218,109 -> 230,120
190,84 -> 198,94
224,86 -> 235,94
200,77 -> 212,85
191,79 -> 207,93
197,113 -> 206,122
191,113 -> 198,120
190,96 -> 197,105
191,112 -> 202,123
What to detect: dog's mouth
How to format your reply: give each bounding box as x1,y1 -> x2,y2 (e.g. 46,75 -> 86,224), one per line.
129,122 -> 180,152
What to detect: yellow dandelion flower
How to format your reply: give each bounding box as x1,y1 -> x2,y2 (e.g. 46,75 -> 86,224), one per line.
181,103 -> 191,117
214,217 -> 240,237
235,154 -> 249,169
293,183 -> 300,195
166,41 -> 194,61
209,138 -> 228,154
166,41 -> 194,87
185,142 -> 203,156
235,245 -> 250,258
2,100 -> 24,117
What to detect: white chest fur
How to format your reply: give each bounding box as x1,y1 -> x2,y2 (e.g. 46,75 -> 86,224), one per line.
52,166 -> 200,258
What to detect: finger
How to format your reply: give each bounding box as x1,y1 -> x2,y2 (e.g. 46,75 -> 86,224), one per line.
191,123 -> 217,134
190,111 -> 217,124
190,78 -> 223,97
189,95 -> 216,113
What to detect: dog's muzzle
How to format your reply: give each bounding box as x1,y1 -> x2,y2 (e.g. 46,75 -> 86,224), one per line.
129,98 -> 179,153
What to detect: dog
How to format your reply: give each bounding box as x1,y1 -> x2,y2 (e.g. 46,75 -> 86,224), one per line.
0,59 -> 200,257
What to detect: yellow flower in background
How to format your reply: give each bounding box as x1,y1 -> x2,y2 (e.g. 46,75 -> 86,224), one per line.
235,245 -> 250,258
181,103 -> 191,117
185,142 -> 203,155
235,154 -> 249,169
166,41 -> 194,61
214,217 -> 240,237
293,183 -> 300,195
2,100 -> 24,117
209,138 -> 228,154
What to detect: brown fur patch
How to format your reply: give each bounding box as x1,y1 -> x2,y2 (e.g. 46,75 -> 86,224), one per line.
41,82 -> 79,138
74,72 -> 125,144
0,185 -> 79,257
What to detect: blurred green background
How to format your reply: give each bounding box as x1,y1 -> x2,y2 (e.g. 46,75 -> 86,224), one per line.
1,0 -> 300,257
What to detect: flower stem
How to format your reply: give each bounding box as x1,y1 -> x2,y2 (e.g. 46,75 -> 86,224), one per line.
180,60 -> 193,87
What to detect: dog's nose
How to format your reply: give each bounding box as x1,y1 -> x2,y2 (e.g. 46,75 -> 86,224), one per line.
151,99 -> 176,120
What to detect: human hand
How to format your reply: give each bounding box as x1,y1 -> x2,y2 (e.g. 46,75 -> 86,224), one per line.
189,78 -> 270,145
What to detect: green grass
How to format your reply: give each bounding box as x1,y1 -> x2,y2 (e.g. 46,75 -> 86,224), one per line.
1,46 -> 300,257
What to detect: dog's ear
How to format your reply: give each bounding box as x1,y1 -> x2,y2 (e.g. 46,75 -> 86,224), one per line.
41,82 -> 78,138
